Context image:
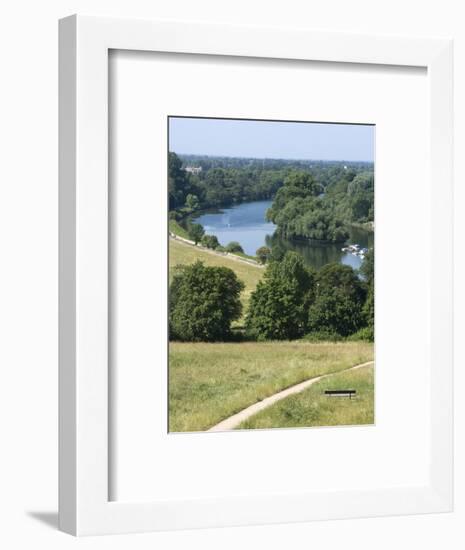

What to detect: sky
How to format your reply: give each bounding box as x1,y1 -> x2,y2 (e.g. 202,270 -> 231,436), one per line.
169,117 -> 374,162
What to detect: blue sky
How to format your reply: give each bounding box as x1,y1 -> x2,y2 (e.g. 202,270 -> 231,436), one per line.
169,117 -> 374,162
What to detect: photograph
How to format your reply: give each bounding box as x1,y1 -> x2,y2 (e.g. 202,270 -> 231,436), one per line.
168,116 -> 375,433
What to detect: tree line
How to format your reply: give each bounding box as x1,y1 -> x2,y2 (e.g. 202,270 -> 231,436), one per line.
169,249 -> 374,343
169,152 -> 374,240
266,168 -> 374,243
169,152 -> 286,212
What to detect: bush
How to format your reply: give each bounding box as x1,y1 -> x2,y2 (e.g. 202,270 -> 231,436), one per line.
225,241 -> 244,253
347,326 -> 374,342
201,234 -> 220,249
169,261 -> 244,342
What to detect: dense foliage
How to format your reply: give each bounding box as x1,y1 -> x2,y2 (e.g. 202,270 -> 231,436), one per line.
187,222 -> 205,245
225,241 -> 244,253
201,234 -> 220,249
169,261 -> 244,342
256,246 -> 271,264
246,253 -> 373,341
246,253 -> 316,340
307,263 -> 366,337
168,152 -> 286,211
266,168 -> 373,243
360,248 -> 374,340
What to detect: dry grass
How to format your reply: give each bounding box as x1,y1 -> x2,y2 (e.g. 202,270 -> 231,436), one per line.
169,341 -> 374,432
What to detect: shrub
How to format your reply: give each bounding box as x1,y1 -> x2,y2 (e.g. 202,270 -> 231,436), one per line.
256,246 -> 271,264
201,234 -> 220,249
225,241 -> 244,253
347,326 -> 374,342
169,261 -> 244,342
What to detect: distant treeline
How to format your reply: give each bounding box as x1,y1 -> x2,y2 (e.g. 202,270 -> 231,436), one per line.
169,152 -> 285,211
179,153 -> 373,173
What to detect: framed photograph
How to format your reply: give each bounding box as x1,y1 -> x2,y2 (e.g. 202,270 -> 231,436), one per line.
59,15 -> 453,535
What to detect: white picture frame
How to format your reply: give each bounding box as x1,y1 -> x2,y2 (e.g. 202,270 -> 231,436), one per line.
59,14 -> 453,536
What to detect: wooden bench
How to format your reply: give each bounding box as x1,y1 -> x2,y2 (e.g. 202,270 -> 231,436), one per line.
325,389 -> 356,399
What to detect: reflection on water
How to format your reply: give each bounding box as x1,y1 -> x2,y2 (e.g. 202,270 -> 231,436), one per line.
268,226 -> 373,271
195,200 -> 373,271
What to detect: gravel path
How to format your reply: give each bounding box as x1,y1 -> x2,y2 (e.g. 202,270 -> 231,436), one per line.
207,360 -> 374,432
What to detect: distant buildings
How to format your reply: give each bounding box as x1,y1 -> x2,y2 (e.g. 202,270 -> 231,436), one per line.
184,166 -> 202,175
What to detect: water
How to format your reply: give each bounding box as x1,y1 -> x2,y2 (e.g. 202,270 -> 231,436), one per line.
195,199 -> 373,271
195,200 -> 276,257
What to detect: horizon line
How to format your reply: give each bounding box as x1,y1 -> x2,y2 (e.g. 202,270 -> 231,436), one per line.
170,151 -> 374,164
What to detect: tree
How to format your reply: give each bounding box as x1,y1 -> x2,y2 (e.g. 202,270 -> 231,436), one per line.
362,284 -> 374,339
359,248 -> 374,284
360,248 -> 374,339
246,252 -> 315,340
187,222 -> 205,245
269,242 -> 286,263
169,261 -> 244,341
225,241 -> 244,253
256,246 -> 271,264
307,263 -> 366,337
168,152 -> 190,209
185,193 -> 200,212
201,234 -> 220,249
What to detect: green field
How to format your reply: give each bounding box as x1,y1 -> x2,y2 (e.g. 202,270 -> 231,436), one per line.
169,341 -> 374,432
238,364 -> 374,430
169,238 -> 263,316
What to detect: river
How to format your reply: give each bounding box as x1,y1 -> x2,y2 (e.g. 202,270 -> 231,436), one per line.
195,199 -> 373,271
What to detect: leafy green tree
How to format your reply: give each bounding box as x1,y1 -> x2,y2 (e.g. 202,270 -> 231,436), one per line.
362,284 -> 374,338
168,152 -> 191,209
269,242 -> 286,263
187,222 -> 205,245
185,193 -> 200,212
169,261 -> 244,342
360,248 -> 374,284
201,234 -> 220,249
360,248 -> 374,339
307,263 -> 366,337
246,252 -> 315,340
256,246 -> 271,264
225,241 -> 244,253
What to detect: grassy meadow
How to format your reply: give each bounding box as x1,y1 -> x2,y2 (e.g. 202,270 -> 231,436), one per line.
238,364 -> 374,430
169,341 -> 374,432
169,238 -> 263,318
